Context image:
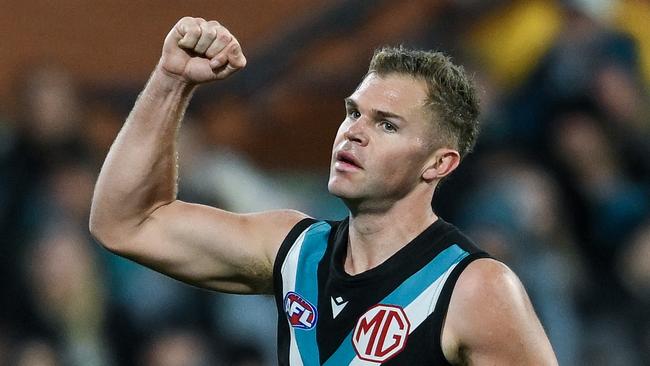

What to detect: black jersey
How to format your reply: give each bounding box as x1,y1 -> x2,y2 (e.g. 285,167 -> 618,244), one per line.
273,217 -> 489,365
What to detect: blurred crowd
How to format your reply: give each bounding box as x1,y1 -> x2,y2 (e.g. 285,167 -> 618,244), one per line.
1,0 -> 650,365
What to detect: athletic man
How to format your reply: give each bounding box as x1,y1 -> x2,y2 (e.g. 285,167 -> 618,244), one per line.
90,17 -> 558,365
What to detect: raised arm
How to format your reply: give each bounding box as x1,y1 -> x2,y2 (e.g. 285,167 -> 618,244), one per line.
89,17 -> 307,294
442,259 -> 558,365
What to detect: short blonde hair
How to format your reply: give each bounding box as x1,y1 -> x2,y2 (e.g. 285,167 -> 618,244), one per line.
368,46 -> 480,158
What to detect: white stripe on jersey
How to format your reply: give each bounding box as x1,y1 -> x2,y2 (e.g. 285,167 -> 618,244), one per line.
281,226 -> 310,366
347,262 -> 460,366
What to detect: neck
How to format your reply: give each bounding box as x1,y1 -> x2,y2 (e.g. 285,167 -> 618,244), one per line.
344,189 -> 438,275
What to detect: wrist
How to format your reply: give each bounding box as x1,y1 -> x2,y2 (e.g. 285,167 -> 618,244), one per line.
149,65 -> 198,95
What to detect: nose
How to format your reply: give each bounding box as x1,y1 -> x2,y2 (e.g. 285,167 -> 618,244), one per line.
343,118 -> 369,146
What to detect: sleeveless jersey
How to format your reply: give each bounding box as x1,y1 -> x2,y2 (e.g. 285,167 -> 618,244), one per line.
273,217 -> 489,365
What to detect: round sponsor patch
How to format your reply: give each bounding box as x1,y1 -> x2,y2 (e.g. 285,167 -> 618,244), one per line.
284,291 -> 318,330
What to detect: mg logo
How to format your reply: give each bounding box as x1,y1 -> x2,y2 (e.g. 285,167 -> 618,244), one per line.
284,291 -> 318,330
352,304 -> 410,362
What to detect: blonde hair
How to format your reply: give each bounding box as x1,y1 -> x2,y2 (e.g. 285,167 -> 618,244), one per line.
368,46 -> 480,158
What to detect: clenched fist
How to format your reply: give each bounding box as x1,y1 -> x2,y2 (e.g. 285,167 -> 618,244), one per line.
158,17 -> 247,84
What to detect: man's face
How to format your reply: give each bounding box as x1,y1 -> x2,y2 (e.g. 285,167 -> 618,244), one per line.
328,73 -> 435,207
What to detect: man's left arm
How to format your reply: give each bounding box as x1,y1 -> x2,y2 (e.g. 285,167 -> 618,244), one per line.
441,258 -> 558,365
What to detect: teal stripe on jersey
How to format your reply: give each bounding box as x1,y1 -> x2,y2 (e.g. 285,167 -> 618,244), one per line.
321,332 -> 355,366
381,244 -> 468,306
323,244 -> 469,366
294,221 -> 332,365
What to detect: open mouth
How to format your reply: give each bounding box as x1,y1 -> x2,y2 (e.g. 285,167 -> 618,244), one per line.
335,151 -> 362,169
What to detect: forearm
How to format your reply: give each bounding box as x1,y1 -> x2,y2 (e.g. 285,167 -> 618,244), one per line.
90,66 -> 196,242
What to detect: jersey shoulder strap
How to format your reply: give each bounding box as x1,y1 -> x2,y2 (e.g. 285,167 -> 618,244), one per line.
273,218 -> 340,365
427,223 -> 492,365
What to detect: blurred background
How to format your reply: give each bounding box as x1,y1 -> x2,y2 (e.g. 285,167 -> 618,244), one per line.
1,0 -> 649,365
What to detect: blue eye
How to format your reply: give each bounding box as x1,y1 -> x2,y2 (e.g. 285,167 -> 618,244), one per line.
380,121 -> 397,133
348,110 -> 361,119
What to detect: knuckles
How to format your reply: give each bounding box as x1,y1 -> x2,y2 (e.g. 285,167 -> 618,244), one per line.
188,24 -> 202,36
166,16 -> 247,80
204,28 -> 218,39
217,31 -> 232,44
179,16 -> 195,23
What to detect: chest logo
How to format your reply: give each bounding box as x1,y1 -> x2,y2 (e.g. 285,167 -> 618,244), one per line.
331,296 -> 348,318
352,304 -> 411,363
284,291 -> 318,330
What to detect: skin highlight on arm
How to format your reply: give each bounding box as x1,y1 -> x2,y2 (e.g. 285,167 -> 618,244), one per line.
90,17 -> 307,295
442,259 -> 558,365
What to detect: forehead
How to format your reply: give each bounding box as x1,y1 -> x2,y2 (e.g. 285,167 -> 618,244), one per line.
349,73 -> 429,117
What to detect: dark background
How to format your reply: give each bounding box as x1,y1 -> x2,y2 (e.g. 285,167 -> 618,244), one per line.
1,0 -> 649,365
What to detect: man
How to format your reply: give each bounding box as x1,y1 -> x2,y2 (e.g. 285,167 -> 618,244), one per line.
90,17 -> 557,365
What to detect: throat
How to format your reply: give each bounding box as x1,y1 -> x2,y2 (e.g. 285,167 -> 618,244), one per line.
342,235 -> 407,275
343,211 -> 438,275
344,249 -> 375,276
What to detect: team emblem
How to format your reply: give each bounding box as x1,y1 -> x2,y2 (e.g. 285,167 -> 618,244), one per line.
284,291 -> 318,330
353,304 -> 410,362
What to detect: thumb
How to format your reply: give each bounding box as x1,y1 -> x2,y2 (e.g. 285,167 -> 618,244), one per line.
173,17 -> 204,50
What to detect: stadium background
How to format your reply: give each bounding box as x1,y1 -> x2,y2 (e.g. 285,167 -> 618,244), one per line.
1,0 -> 649,364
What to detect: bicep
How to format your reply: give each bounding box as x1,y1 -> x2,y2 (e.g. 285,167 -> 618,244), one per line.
113,200 -> 308,294
442,259 -> 558,365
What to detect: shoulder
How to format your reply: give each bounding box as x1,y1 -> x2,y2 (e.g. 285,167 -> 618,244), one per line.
441,258 -> 558,365
240,209 -> 312,240
446,259 -> 528,339
452,258 -> 523,307
237,209 -> 313,268
244,208 -> 313,245
269,213 -> 334,266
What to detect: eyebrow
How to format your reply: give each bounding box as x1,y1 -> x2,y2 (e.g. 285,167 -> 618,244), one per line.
344,97 -> 406,122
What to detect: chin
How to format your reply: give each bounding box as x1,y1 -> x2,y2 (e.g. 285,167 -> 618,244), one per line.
327,180 -> 343,197
327,179 -> 354,199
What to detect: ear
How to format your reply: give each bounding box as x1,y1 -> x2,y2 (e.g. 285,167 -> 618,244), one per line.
422,148 -> 461,182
